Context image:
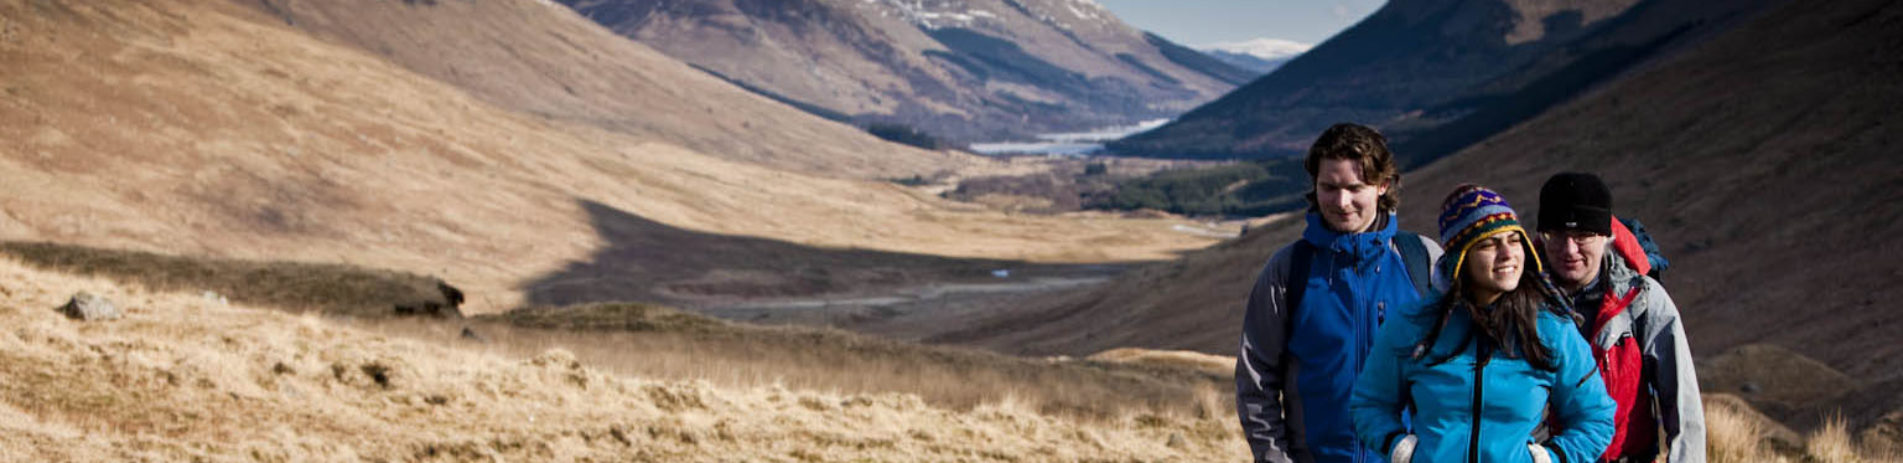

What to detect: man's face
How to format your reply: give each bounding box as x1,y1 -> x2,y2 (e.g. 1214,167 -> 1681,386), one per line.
1541,229 -> 1608,290
1314,158 -> 1388,233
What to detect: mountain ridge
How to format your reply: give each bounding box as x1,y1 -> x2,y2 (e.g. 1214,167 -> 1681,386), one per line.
1109,0 -> 1779,162
561,0 -> 1252,142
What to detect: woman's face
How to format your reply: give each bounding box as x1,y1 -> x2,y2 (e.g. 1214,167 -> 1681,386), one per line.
1463,231 -> 1526,305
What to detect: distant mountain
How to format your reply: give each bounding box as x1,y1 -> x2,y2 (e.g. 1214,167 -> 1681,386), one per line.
942,0 -> 1903,434
1199,49 -> 1293,75
559,0 -> 1253,142
1198,38 -> 1311,74
1110,0 -> 1784,161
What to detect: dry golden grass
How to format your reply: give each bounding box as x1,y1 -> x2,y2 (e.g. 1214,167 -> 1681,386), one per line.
0,256 -> 1248,461
1086,347 -> 1236,378
0,235 -> 1236,424
1709,395 -> 1795,463
445,303 -> 1235,421
1706,395 -> 1903,463
1812,416 -> 1864,463
11,245 -> 1903,462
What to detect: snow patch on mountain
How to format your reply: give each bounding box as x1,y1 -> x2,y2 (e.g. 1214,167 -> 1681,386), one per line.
1200,38 -> 1314,60
868,0 -> 999,29
1061,0 -> 1106,22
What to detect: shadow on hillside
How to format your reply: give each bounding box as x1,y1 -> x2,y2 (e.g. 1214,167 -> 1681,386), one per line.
521,199 -> 1099,310
0,241 -> 459,319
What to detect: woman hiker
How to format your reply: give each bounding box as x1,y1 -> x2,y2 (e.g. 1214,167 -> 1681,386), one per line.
1350,184 -> 1615,463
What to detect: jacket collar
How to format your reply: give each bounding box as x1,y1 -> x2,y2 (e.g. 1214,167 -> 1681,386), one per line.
1603,216 -> 1652,295
1302,212 -> 1399,265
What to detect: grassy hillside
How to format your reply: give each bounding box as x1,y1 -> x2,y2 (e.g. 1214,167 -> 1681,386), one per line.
244,0 -> 965,180
0,241 -> 1233,422
0,246 -> 1891,461
0,0 -> 1223,316
0,256 -> 1249,461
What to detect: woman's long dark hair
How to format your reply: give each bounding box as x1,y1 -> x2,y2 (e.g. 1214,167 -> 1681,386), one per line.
1413,258 -> 1576,371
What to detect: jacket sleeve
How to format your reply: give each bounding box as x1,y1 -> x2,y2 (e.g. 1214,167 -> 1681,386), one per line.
1237,248 -> 1297,463
1638,279 -> 1707,463
1546,317 -> 1617,463
1350,306 -> 1411,456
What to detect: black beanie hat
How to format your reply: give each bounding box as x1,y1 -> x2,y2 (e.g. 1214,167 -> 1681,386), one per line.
1538,172 -> 1613,235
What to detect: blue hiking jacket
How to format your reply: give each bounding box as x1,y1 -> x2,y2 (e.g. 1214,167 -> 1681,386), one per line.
1350,295 -> 1616,463
1236,214 -> 1441,463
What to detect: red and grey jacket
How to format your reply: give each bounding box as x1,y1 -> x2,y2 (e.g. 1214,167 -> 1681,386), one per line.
1570,219 -> 1707,463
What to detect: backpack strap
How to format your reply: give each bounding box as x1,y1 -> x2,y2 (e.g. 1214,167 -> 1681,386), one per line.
1283,241 -> 1315,311
1285,234 -> 1432,308
1395,232 -> 1432,297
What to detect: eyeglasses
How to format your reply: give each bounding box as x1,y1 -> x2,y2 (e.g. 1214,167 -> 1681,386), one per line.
1539,230 -> 1607,245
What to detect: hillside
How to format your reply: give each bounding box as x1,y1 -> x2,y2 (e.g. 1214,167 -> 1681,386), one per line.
246,0 -> 974,180
1110,0 -> 1781,160
936,0 -> 1903,430
559,0 -> 1252,142
2,249 -> 1883,461
0,254 -> 1249,461
0,0 -> 1223,316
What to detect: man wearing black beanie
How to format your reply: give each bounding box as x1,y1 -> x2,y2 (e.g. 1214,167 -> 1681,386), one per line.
1537,172 -> 1705,463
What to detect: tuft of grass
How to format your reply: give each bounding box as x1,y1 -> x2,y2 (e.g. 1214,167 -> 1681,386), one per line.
1709,400 -> 1787,463
1808,414 -> 1874,463
0,241 -> 454,318
1706,396 -> 1903,463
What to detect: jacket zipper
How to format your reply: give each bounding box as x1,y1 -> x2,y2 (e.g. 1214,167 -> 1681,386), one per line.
1470,340 -> 1490,463
1351,253 -> 1367,463
1352,243 -> 1388,463
1350,240 -> 1393,463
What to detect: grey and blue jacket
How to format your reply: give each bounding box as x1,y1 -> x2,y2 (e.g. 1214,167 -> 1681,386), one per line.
1236,213 -> 1441,463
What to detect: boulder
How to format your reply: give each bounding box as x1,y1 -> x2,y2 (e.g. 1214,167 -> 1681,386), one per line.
58,291 -> 122,321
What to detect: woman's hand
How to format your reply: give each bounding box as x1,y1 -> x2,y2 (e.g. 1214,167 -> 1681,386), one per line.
1529,443 -> 1554,463
1390,435 -> 1418,463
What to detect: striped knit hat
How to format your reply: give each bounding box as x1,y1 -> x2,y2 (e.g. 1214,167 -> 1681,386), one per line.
1434,184 -> 1545,291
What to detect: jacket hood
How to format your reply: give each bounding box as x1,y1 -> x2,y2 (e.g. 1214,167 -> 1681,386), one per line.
1604,217 -> 1652,294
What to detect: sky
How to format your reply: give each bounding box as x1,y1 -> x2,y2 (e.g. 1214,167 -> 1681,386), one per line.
1094,0 -> 1387,49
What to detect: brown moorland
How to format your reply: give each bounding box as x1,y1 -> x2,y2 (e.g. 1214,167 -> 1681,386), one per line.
0,255 -> 1252,461
0,0 -> 1222,316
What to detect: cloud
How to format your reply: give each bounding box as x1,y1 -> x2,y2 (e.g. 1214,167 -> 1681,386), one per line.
1333,3 -> 1353,21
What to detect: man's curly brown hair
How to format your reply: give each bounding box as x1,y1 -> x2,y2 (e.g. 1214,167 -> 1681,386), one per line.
1304,123 -> 1401,213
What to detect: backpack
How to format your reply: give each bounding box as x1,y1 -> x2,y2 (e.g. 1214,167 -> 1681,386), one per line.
1616,217 -> 1669,281
1284,232 -> 1434,311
